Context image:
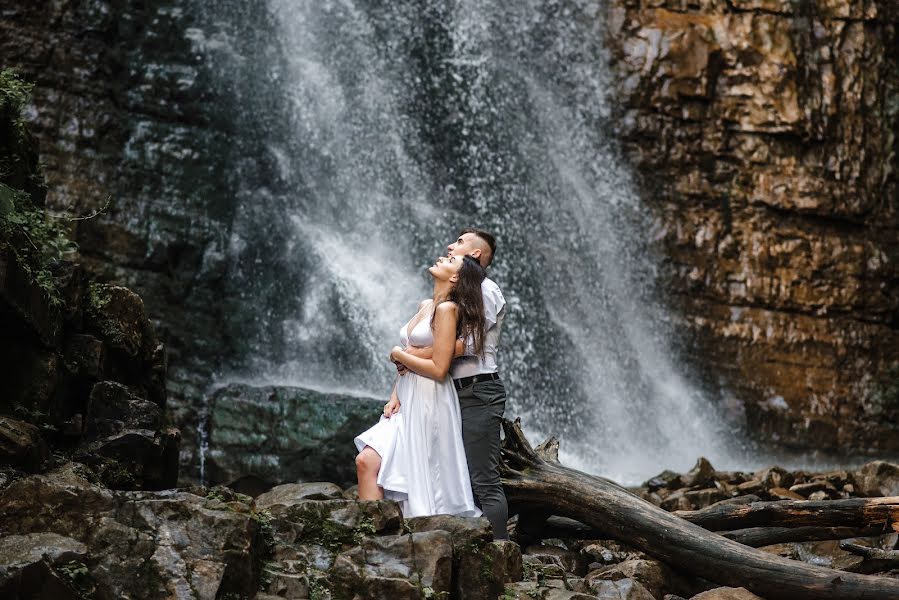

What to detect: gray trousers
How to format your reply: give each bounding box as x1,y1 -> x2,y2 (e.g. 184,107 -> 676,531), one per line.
456,377 -> 509,540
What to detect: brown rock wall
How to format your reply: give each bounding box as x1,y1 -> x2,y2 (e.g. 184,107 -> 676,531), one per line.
607,0 -> 899,450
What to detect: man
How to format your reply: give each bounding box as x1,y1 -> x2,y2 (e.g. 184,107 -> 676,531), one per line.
398,228 -> 509,539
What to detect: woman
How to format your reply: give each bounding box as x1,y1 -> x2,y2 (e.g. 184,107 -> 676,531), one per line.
354,254 -> 487,518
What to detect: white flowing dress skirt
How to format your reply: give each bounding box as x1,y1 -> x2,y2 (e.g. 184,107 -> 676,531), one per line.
354,372 -> 481,518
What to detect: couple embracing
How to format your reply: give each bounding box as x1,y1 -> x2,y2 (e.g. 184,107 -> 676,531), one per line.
354,228 -> 509,540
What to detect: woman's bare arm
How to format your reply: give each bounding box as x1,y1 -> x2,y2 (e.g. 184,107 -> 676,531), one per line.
399,339 -> 465,360
390,303 -> 458,380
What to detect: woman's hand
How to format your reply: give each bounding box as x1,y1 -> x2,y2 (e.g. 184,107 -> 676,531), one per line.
383,390 -> 401,418
390,345 -> 405,362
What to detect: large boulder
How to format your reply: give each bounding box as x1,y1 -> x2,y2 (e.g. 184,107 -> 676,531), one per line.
0,532 -> 87,599
330,531 -> 454,599
204,383 -> 383,488
854,461 -> 899,497
0,417 -> 48,472
0,464 -> 264,599
408,514 -> 523,599
86,381 -> 162,437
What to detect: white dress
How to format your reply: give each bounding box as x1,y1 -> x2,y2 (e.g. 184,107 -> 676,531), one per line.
354,313 -> 482,518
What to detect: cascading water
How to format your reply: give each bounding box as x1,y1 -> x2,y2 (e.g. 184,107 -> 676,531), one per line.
207,0 -> 742,483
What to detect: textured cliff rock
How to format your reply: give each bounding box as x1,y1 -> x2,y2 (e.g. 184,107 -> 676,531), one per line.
0,1 -> 291,480
0,68 -> 177,490
606,0 -> 899,451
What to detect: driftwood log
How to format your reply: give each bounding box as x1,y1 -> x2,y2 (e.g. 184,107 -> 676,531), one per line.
499,419 -> 899,600
720,526 -> 887,548
677,497 -> 899,532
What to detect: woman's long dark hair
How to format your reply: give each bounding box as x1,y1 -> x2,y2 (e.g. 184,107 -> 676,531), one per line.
433,255 -> 487,357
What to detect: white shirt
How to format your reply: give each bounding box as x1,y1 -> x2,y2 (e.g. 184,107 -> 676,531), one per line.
450,277 -> 505,379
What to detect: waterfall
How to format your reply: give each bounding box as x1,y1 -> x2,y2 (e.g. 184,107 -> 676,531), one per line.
206,0 -> 740,483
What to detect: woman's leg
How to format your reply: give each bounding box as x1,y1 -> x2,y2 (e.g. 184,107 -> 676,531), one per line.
355,446 -> 384,500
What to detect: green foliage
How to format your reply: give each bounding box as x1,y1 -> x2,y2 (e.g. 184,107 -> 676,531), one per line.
57,560 -> 95,597
308,577 -> 330,600
0,69 -> 77,307
251,508 -> 276,554
0,182 -> 78,306
0,68 -> 32,118
0,68 -> 33,165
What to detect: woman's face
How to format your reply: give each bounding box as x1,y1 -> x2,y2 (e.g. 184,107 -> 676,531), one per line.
428,255 -> 463,283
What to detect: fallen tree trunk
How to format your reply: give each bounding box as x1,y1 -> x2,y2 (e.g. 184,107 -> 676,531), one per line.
499,419 -> 899,600
720,526 -> 886,548
677,497 -> 899,532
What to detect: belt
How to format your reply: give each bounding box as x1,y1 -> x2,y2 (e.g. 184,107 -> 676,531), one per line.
453,372 -> 500,391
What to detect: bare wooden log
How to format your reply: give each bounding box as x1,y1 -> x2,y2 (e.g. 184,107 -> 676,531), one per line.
500,418 -> 899,600
720,526 -> 885,548
677,497 -> 899,532
838,541 -> 899,574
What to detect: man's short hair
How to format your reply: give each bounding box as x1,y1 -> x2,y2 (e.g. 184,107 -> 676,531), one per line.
461,228 -> 497,266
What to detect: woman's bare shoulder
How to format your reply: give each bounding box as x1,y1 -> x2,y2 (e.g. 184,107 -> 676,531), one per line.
434,301 -> 458,316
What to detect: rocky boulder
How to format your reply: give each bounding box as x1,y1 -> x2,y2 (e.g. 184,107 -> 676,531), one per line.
0,417 -> 48,472
854,461 -> 899,497
0,533 -> 88,599
0,464 -> 264,599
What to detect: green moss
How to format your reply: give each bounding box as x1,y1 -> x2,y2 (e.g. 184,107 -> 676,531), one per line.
251,508 -> 276,554
95,458 -> 136,489
352,515 -> 376,545
308,576 -> 331,600
57,560 -> 96,598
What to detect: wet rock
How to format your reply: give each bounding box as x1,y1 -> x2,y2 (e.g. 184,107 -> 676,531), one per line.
689,587 -> 765,600
77,427 -> 179,490
62,334 -> 104,378
661,489 -> 694,511
406,514 -> 492,546
681,458 -> 716,489
854,461 -> 899,497
254,482 -> 344,509
755,467 -> 794,491
525,544 -> 590,576
267,499 -> 403,550
586,559 -> 695,599
0,464 -> 264,599
86,381 -> 162,437
205,384 -> 384,488
0,532 -> 87,599
588,578 -> 657,600
683,487 -> 729,509
330,531 -> 453,599
645,469 -> 684,491
83,284 -> 149,359
0,417 -> 48,472
461,539 -> 523,599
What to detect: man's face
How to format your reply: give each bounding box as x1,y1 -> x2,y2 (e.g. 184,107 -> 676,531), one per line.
447,232 -> 483,262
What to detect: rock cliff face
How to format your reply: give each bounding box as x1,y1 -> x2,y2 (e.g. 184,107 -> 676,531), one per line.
605,0 -> 899,451
0,1 -> 286,478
